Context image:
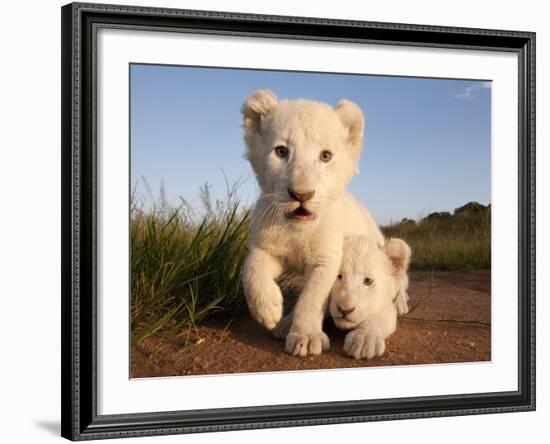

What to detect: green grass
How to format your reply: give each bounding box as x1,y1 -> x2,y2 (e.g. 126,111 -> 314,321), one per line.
130,185 -> 250,349
131,188 -> 490,347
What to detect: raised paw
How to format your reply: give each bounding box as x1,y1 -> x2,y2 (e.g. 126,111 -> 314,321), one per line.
343,328 -> 386,360
285,331 -> 330,357
250,298 -> 283,331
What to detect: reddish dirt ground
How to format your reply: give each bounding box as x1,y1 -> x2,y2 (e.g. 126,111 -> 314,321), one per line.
131,270 -> 490,378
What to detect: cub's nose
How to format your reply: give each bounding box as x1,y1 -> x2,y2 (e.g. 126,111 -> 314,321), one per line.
338,305 -> 355,317
288,188 -> 315,203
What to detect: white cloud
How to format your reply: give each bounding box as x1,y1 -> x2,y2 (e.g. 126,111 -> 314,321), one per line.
453,81 -> 491,100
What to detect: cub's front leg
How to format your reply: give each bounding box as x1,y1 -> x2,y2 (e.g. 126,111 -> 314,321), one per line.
343,325 -> 386,360
343,309 -> 397,360
395,273 -> 410,316
242,247 -> 284,331
395,288 -> 410,316
285,264 -> 338,357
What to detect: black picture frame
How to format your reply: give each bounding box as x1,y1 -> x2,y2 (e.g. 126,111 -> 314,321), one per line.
61,2 -> 536,440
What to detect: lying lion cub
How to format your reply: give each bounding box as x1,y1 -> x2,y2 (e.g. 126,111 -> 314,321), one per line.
329,235 -> 412,359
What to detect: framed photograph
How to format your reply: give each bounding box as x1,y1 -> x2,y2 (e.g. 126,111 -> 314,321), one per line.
61,2 -> 536,440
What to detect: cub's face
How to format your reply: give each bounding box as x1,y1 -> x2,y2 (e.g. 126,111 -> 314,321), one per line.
329,237 -> 411,330
242,90 -> 364,225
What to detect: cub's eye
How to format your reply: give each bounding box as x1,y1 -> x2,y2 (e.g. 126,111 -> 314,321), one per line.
274,145 -> 289,158
364,277 -> 374,286
320,150 -> 333,162
337,274 -> 343,280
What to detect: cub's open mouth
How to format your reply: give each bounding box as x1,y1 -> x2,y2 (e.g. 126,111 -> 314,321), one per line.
285,206 -> 317,222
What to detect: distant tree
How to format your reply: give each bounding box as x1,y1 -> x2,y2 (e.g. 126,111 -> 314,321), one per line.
423,211 -> 452,223
454,201 -> 489,216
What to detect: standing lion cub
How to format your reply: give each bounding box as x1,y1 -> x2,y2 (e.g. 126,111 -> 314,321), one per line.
241,89 -> 394,357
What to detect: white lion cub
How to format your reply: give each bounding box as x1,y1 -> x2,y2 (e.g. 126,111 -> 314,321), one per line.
329,235 -> 411,359
241,89 -> 386,357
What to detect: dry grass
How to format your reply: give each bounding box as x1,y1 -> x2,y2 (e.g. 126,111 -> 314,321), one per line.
382,208 -> 491,270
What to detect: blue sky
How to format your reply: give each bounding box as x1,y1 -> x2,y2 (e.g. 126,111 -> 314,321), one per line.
130,64 -> 491,225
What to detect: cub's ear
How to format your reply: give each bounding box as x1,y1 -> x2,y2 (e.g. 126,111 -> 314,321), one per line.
241,89 -> 278,135
335,99 -> 365,155
384,238 -> 412,276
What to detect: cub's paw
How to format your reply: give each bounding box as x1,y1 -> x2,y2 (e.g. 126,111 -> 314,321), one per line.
250,299 -> 283,331
285,331 -> 330,357
273,314 -> 293,340
343,328 -> 386,360
395,291 -> 410,316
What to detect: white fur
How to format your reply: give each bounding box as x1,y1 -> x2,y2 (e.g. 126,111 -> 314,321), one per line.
329,236 -> 412,360
241,90 -> 384,356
